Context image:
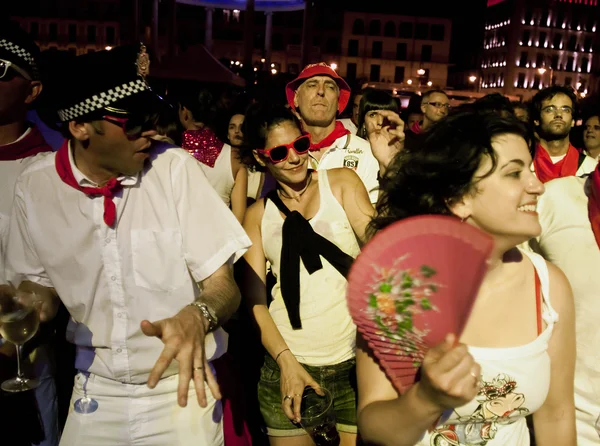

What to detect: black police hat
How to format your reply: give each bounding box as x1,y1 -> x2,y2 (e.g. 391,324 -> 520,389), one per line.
54,43 -> 162,122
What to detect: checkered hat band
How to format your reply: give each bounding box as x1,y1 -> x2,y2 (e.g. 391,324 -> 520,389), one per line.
0,39 -> 39,78
57,79 -> 151,121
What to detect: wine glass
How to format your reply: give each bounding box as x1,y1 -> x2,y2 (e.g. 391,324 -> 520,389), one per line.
0,283 -> 41,392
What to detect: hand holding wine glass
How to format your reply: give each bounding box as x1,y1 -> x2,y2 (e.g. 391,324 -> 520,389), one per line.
0,282 -> 42,392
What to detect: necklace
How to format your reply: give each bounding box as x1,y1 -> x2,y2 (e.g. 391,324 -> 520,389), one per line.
278,171 -> 313,201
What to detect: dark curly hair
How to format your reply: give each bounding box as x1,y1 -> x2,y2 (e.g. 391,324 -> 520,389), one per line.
238,102 -> 302,171
368,106 -> 529,236
530,85 -> 578,123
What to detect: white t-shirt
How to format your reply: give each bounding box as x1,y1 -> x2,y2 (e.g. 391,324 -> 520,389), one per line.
5,142 -> 251,384
534,175 -> 600,445
310,132 -> 379,203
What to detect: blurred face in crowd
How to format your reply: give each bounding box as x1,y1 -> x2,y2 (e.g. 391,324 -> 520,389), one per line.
420,92 -> 450,124
583,116 -> 600,154
406,112 -> 423,130
534,93 -> 574,141
228,114 -> 244,147
0,60 -> 41,126
294,76 -> 339,127
351,94 -> 363,126
513,106 -> 529,123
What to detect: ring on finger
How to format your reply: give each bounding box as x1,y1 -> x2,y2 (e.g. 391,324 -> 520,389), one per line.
193,366 -> 204,372
283,395 -> 292,402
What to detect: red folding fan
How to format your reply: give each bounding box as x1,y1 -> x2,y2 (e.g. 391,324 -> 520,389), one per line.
347,215 -> 493,393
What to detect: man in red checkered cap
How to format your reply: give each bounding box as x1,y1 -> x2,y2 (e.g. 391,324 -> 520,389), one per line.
286,63 -> 380,202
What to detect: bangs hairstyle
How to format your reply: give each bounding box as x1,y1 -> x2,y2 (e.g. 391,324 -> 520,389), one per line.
357,88 -> 399,138
369,106 -> 529,236
239,102 -> 302,171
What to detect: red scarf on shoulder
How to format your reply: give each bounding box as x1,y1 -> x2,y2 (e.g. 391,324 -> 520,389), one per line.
533,143 -> 580,183
55,140 -> 122,227
587,165 -> 600,249
0,126 -> 53,161
309,121 -> 350,151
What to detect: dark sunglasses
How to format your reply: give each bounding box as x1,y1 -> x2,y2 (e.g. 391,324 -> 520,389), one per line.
102,114 -> 157,140
256,134 -> 311,163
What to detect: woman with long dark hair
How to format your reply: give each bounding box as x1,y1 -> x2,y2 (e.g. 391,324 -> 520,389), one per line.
357,108 -> 576,446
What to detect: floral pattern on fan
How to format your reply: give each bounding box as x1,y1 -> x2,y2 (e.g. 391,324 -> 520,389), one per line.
366,256 -> 441,366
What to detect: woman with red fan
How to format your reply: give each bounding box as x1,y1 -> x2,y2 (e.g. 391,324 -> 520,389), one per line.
355,108 -> 576,446
238,103 -> 374,445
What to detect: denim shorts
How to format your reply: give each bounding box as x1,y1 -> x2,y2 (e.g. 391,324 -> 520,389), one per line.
257,354 -> 357,437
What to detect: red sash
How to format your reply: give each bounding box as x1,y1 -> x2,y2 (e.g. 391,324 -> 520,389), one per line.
587,164 -> 600,249
309,121 -> 350,151
0,126 -> 53,161
55,140 -> 122,227
533,143 -> 580,183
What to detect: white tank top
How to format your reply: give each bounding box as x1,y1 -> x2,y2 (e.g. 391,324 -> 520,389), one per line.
261,169 -> 360,366
198,143 -> 234,207
418,250 -> 558,446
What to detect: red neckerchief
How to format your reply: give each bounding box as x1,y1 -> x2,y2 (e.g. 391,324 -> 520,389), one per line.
0,126 -> 53,161
182,128 -> 224,168
533,143 -> 580,183
309,121 -> 350,151
410,120 -> 422,134
55,140 -> 122,227
587,165 -> 600,249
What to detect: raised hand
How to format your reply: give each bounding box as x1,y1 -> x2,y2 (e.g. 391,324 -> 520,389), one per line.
366,109 -> 406,172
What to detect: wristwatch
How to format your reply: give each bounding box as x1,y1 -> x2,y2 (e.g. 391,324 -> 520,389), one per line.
189,302 -> 219,332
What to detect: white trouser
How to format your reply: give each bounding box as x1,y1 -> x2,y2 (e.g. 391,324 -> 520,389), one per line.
60,372 -> 224,446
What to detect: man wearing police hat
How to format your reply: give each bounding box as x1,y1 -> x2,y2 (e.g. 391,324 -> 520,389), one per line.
5,44 -> 250,445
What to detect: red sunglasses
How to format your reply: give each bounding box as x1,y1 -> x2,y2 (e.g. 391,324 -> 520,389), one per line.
256,134 -> 312,164
102,115 -> 154,140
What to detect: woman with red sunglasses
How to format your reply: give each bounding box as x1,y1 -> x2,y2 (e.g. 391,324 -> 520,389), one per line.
239,103 -> 374,445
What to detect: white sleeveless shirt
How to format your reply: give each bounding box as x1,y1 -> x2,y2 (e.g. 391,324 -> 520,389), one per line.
261,169 -> 360,366
418,250 -> 558,446
198,143 -> 234,207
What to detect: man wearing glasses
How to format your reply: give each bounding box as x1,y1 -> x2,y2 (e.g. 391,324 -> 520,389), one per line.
0,20 -> 57,446
531,86 -> 596,183
5,44 -> 250,445
410,89 -> 450,134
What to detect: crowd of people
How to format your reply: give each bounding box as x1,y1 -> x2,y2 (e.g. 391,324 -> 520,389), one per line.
0,18 -> 599,446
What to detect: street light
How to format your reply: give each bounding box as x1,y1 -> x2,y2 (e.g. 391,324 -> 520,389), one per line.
417,68 -> 426,76
538,66 -> 553,86
330,63 -> 338,70
427,81 -> 433,87
468,75 -> 477,83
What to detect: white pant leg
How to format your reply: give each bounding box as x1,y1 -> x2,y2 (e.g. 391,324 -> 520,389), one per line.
60,372 -> 224,446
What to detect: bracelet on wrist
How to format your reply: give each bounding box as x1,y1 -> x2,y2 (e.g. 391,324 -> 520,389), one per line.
275,348 -> 290,363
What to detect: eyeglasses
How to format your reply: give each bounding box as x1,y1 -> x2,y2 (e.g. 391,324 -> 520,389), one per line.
424,101 -> 450,109
0,59 -> 32,81
256,134 -> 311,163
102,114 -> 156,140
541,105 -> 573,115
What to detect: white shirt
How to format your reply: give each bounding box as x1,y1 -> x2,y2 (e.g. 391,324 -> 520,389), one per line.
197,143 -> 235,207
338,118 -> 358,135
534,176 -> 600,445
5,142 -> 251,384
310,132 -> 379,203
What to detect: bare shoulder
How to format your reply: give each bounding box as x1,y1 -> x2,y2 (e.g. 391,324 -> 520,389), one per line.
545,260 -> 574,312
244,197 -> 267,226
326,167 -> 361,183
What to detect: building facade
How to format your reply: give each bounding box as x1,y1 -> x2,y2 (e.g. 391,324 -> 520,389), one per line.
481,0 -> 598,99
338,12 -> 452,89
